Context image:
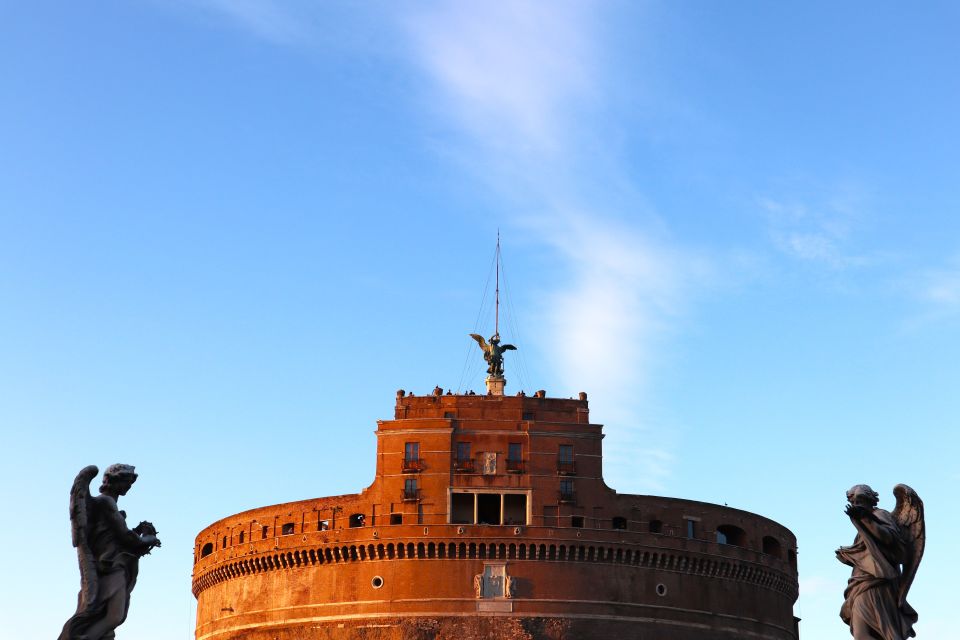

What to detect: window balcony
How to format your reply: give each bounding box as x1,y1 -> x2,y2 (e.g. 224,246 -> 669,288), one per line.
506,459 -> 526,474
558,491 -> 576,504
401,488 -> 421,502
557,461 -> 576,475
402,458 -> 425,473
453,458 -> 475,473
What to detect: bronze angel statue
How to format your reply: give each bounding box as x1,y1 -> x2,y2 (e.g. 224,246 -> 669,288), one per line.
59,464 -> 161,640
836,483 -> 924,640
469,332 -> 516,378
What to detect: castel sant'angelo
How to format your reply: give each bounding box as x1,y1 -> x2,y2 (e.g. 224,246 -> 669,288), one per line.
192,289 -> 800,640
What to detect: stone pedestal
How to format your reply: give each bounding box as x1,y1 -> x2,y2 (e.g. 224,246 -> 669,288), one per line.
485,376 -> 505,396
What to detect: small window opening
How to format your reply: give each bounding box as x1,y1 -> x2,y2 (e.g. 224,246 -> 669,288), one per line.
763,535 -> 782,557
649,519 -> 663,534
238,531 -> 244,543
612,516 -> 627,530
717,524 -> 747,546
222,536 -> 228,548
281,522 -> 295,536
200,542 -> 213,558
319,519 -> 330,531
571,516 -> 584,528
390,513 -> 402,525
261,525 -> 269,539
686,520 -> 696,539
349,513 -> 365,528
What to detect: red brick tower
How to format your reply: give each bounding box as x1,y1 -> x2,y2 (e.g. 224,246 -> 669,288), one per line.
192,381 -> 799,639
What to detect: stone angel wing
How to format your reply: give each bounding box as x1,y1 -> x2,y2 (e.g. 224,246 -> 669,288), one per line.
891,483 -> 925,607
469,334 -> 489,352
69,466 -> 100,620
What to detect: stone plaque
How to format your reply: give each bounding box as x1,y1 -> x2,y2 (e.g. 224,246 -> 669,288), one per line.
482,452 -> 497,475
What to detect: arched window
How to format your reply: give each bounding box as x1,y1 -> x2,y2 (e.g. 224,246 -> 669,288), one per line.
238,531 -> 245,543
717,524 -> 747,547
201,542 -> 214,558
762,536 -> 782,558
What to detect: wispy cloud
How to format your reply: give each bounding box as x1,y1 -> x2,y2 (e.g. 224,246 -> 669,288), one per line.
403,2 -> 701,491
172,0 -> 699,491
906,255 -> 960,322
758,187 -> 871,269
186,0 -> 310,45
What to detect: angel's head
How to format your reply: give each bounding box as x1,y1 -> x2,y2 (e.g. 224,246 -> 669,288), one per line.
846,484 -> 879,508
100,463 -> 138,496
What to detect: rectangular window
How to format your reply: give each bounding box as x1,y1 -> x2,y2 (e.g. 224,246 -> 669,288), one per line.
390,513 -> 402,525
281,522 -> 295,536
560,479 -> 575,502
457,441 -> 471,461
687,519 -> 696,539
404,442 -> 420,462
571,515 -> 584,528
451,493 -> 474,524
557,444 -> 575,474
503,494 -> 527,525
318,519 -> 329,531
403,442 -> 422,472
403,478 -> 418,501
507,443 -> 524,472
261,525 -> 269,539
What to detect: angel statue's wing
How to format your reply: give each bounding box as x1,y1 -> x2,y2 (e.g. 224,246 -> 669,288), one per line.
892,483 -> 925,607
469,334 -> 488,351
70,466 -> 100,614
501,344 -> 517,351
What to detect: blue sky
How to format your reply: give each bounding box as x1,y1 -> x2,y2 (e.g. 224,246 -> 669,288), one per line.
2,2 -> 958,638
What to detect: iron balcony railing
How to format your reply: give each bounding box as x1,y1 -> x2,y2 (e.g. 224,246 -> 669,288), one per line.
401,458 -> 425,473
506,458 -> 526,473
401,488 -> 421,502
558,490 -> 576,504
557,460 -> 576,475
453,457 -> 475,473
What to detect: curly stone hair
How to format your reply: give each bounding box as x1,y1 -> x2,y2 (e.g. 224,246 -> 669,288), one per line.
846,484 -> 880,507
100,463 -> 138,493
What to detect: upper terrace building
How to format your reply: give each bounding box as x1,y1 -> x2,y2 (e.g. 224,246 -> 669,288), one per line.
192,347 -> 800,640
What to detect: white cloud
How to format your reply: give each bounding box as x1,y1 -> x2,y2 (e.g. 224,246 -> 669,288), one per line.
404,2 -> 700,491
913,256 -> 960,316
186,0 -> 309,45
404,1 -> 596,156
173,0 -> 698,491
758,189 -> 870,268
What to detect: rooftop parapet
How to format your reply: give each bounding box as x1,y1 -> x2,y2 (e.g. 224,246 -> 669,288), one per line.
393,389 -> 591,423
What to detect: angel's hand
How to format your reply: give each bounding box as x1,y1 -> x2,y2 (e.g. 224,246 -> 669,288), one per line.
845,504 -> 868,520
